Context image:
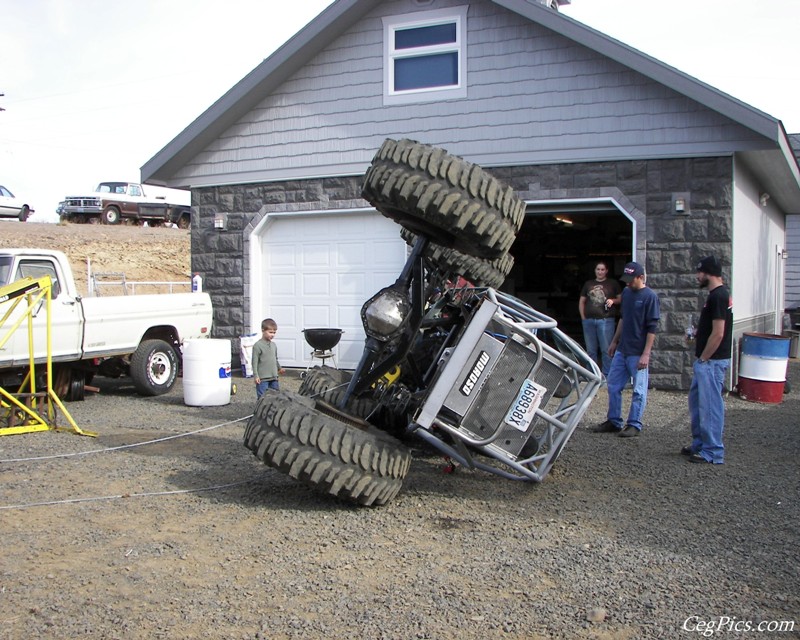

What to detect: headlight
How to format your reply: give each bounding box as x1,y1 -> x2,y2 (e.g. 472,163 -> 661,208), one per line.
361,286 -> 411,341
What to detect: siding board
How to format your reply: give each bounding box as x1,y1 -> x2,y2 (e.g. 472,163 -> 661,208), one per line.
173,0 -> 768,185
786,214 -> 800,308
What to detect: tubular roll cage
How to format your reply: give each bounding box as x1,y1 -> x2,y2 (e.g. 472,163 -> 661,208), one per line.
410,288 -> 602,482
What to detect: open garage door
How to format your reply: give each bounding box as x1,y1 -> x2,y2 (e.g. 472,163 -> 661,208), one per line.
257,210 -> 407,369
501,200 -> 634,342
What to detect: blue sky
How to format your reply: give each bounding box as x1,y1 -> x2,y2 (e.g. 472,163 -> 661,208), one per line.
1,0 -> 798,222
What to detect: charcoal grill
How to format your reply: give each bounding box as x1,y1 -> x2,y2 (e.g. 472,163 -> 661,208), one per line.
303,328 -> 344,369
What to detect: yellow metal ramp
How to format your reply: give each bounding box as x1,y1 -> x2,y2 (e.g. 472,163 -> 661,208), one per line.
0,276 -> 94,437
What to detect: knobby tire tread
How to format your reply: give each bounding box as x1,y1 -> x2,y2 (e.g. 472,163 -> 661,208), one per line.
244,390 -> 412,506
400,228 -> 514,289
298,366 -> 377,419
362,138 -> 525,259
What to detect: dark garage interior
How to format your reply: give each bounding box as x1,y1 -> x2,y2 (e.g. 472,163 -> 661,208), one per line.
501,204 -> 633,342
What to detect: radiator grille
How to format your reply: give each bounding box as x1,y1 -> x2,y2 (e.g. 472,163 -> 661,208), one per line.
459,339 -> 566,457
65,197 -> 100,207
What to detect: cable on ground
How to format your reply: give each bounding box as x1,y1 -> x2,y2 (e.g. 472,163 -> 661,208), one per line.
0,414 -> 254,464
0,480 -> 256,511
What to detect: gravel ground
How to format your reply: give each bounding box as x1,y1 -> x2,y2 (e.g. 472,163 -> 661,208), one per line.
1,363 -> 798,640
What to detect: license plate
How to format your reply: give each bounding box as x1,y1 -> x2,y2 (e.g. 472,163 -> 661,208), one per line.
504,378 -> 546,432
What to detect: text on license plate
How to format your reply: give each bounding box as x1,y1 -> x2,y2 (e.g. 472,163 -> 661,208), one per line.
504,378 -> 546,432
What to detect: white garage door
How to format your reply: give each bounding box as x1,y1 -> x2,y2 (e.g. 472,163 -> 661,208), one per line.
259,211 -> 407,369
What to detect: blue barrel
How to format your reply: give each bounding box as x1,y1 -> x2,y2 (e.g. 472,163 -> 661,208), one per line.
738,333 -> 790,403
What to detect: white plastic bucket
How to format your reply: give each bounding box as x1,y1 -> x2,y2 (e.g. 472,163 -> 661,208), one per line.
182,339 -> 232,406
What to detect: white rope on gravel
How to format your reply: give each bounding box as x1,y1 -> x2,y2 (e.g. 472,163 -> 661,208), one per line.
0,480 -> 256,511
0,380 -> 346,510
0,379 -> 349,465
0,414 -> 254,464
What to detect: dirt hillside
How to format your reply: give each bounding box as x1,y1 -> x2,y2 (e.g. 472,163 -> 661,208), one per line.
0,221 -> 191,295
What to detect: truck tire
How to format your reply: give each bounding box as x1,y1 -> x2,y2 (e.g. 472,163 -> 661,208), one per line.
400,228 -> 513,289
130,339 -> 179,396
102,206 -> 121,225
177,214 -> 190,229
67,371 -> 86,402
244,390 -> 412,506
361,138 -> 526,259
18,205 -> 30,222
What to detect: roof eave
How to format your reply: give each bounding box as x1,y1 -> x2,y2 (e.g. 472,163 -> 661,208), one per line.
141,0 -> 364,185
493,0 -> 782,140
740,124 -> 800,214
143,0 -> 800,206
496,0 -> 800,209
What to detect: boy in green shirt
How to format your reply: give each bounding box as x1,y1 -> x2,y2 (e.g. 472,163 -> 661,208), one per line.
252,318 -> 284,398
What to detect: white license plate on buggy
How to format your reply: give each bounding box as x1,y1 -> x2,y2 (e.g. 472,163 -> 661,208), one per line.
504,378 -> 546,432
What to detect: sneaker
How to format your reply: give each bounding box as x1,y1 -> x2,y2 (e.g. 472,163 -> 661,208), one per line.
618,425 -> 640,438
593,420 -> 621,433
680,446 -> 695,456
688,453 -> 713,464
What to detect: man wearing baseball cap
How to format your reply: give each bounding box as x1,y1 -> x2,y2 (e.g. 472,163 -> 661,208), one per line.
683,255 -> 732,464
593,261 -> 660,437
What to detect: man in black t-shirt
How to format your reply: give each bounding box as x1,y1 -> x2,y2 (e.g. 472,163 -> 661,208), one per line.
683,255 -> 733,464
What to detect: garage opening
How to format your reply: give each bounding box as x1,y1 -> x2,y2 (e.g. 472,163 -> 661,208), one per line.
500,200 -> 634,342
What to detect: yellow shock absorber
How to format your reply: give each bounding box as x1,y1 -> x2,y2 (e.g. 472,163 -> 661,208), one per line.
374,365 -> 401,389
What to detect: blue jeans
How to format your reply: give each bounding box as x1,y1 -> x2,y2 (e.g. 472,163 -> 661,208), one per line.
256,379 -> 280,398
582,318 -> 616,375
688,358 -> 729,463
606,351 -> 649,430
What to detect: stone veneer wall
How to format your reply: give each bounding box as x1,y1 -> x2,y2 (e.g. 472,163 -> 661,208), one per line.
192,157 -> 733,391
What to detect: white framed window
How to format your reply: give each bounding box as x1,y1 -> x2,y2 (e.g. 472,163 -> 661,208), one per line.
383,6 -> 468,105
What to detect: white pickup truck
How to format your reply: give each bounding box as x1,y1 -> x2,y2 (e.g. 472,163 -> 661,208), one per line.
0,249 -> 213,400
57,181 -> 192,227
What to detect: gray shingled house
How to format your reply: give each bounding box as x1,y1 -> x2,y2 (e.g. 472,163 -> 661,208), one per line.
141,0 -> 800,390
786,134 -> 800,312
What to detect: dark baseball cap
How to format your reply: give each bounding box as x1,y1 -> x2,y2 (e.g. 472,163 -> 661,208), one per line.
620,261 -> 645,283
696,255 -> 722,277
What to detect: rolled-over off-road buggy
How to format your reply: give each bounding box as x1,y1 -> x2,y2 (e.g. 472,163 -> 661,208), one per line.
244,139 -> 602,506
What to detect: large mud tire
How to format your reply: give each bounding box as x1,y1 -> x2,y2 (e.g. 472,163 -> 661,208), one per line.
298,366 -> 378,419
361,138 -> 525,259
400,228 -> 513,289
244,390 -> 412,506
